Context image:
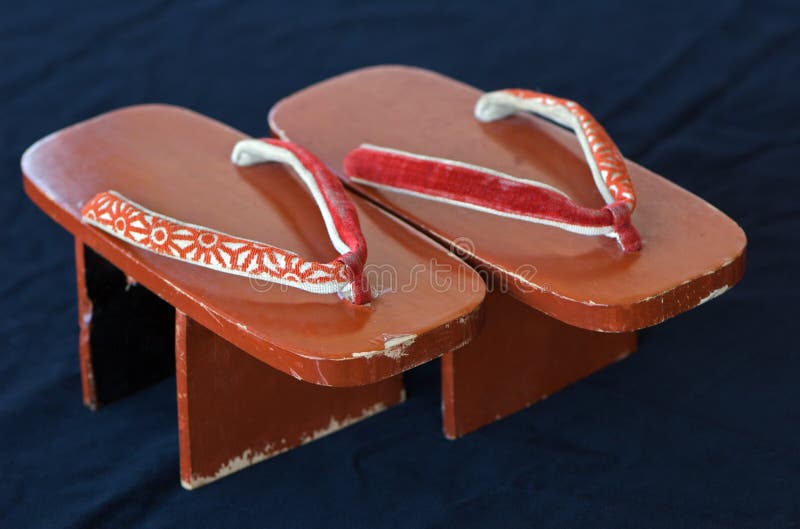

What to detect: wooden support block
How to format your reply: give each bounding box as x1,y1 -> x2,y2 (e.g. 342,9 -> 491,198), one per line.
75,239 -> 175,409
441,289 -> 637,439
175,311 -> 406,489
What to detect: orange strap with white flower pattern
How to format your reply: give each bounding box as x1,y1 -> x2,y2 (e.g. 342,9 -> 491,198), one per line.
81,139 -> 371,304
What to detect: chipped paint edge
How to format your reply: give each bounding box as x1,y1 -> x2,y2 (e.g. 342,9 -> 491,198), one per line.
696,284 -> 730,306
181,398 -> 402,490
351,333 -> 417,360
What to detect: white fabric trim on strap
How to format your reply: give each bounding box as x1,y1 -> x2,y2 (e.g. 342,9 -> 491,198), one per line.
475,91 -> 616,205
232,139 -> 354,256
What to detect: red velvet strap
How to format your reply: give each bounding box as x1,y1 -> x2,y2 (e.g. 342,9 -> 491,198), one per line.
343,89 -> 642,252
82,139 -> 371,304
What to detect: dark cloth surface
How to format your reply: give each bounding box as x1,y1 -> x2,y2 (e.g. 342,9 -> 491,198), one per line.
1,1 -> 798,527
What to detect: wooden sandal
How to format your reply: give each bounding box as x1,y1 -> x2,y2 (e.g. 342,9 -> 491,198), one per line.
269,65 -> 747,438
22,105 -> 484,488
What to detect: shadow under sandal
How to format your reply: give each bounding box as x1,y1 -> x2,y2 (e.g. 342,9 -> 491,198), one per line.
22,108 -> 485,488
269,66 -> 747,438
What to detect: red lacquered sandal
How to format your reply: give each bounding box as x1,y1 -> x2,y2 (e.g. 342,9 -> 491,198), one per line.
22,107 -> 484,488
269,66 -> 746,438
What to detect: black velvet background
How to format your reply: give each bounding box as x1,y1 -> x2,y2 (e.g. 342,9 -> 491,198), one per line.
2,1 -> 798,527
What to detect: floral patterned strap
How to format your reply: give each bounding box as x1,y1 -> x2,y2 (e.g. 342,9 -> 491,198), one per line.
81,139 -> 371,304
343,89 -> 641,252
475,89 -> 636,212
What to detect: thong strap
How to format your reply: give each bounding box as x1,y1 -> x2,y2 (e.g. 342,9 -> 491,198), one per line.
81,139 -> 371,304
344,88 -> 642,252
